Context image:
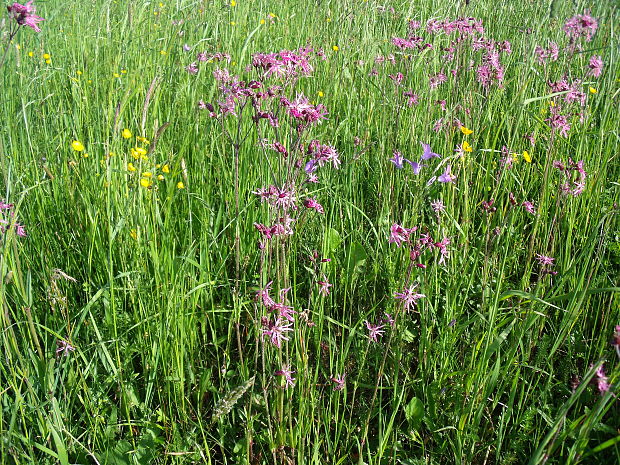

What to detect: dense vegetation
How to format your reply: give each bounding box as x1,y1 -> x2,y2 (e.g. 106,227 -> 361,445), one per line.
0,0 -> 618,463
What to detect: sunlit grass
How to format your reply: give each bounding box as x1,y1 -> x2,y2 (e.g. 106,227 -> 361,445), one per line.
0,0 -> 618,464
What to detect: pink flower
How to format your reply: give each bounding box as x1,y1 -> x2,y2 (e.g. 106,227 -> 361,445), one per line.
394,285 -> 425,312
588,55 -> 603,77
534,42 -> 559,65
594,364 -> 610,394
429,72 -> 447,89
7,1 -> 44,32
389,223 -> 416,247
15,223 -> 26,237
317,280 -> 332,296
546,105 -> 571,137
364,320 -> 385,342
522,201 -> 536,215
303,197 -> 324,214
430,199 -> 445,213
261,317 -> 293,348
535,254 -> 555,267
185,62 -> 199,74
285,94 -> 328,124
563,12 -> 598,42
331,374 -> 346,391
388,72 -> 405,85
256,281 -> 276,308
56,339 -> 75,357
403,90 -> 419,106
275,365 -> 296,388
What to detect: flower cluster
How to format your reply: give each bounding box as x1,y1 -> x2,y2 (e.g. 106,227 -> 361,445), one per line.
534,41 -> 559,65
0,200 -> 26,238
553,158 -> 587,196
7,1 -> 44,32
563,12 -> 598,42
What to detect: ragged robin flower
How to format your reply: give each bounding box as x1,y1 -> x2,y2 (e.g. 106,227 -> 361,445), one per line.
7,1 -> 45,32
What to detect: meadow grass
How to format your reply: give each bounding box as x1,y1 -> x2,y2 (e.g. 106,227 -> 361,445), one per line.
0,0 -> 619,463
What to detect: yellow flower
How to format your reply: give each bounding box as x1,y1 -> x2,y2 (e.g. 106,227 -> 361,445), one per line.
462,141 -> 472,153
43,53 -> 50,60
130,229 -> 137,240
28,51 -> 33,57
589,87 -> 597,94
140,178 -> 152,188
122,128 -> 132,139
523,151 -> 532,163
127,162 -> 136,171
460,126 -> 473,135
71,140 -> 85,151
326,17 -> 331,22
162,164 -> 170,173
131,147 -> 148,159
142,172 -> 152,178
332,45 -> 339,51
157,174 -> 164,181
114,73 -> 120,78
230,0 -> 236,5
230,21 -> 236,26
76,70 -> 83,75
177,181 -> 185,189
45,59 -> 51,64
160,50 -> 167,55
268,12 -> 276,18
260,19 -> 265,24
318,91 -> 324,97
82,152 -> 89,158
136,136 -> 150,144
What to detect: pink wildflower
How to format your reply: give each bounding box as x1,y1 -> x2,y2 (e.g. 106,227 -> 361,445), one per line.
275,365 -> 296,388
7,1 -> 44,32
317,280 -> 332,296
331,374 -> 346,391
588,55 -> 603,77
535,254 -> 555,267
522,201 -> 536,215
394,285 -> 426,312
256,281 -> 276,308
389,223 -> 416,247
56,339 -> 75,357
594,365 -> 610,394
185,62 -> 199,74
261,317 -> 293,348
563,12 -> 598,42
303,197 -> 324,214
364,320 -> 385,343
